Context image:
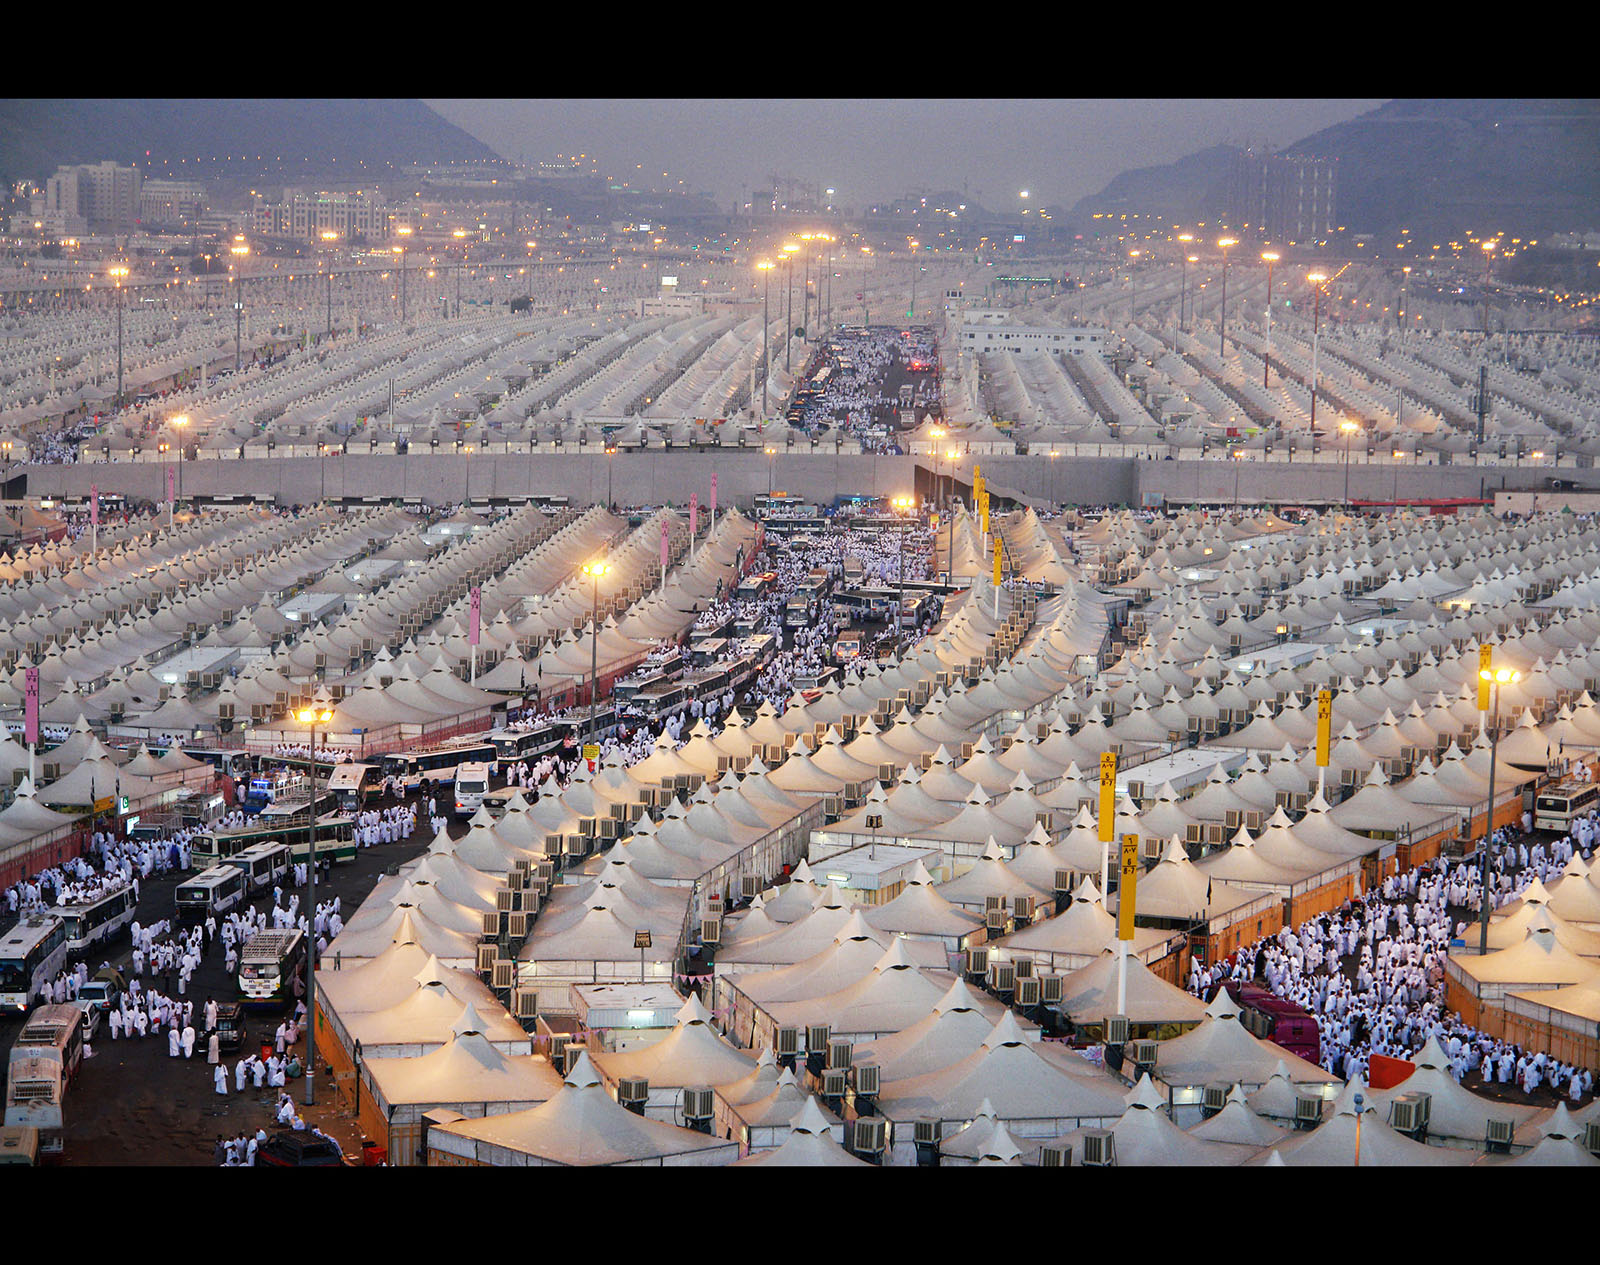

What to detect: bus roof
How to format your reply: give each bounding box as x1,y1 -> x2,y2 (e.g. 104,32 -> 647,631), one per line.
180,865 -> 243,887
241,930 -> 302,959
0,917 -> 62,956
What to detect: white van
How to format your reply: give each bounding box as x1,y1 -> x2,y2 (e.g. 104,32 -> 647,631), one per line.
453,763 -> 492,817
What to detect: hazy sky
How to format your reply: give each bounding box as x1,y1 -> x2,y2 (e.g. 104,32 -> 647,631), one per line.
427,98 -> 1386,209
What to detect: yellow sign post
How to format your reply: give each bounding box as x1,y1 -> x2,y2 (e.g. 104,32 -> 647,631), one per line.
1478,646 -> 1492,712
1315,689 -> 1332,767
1118,833 -> 1139,941
1098,752 -> 1116,896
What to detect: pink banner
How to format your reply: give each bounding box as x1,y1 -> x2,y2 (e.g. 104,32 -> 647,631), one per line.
166,466 -> 175,504
690,493 -> 698,537
660,519 -> 669,571
90,484 -> 98,526
24,667 -> 38,747
469,586 -> 481,646
710,472 -> 717,517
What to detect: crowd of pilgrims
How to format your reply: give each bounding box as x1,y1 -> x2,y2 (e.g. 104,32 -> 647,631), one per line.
789,327 -> 941,451
1190,819 -> 1599,1106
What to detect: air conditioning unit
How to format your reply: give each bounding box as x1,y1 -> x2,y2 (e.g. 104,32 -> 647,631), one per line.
1012,957 -> 1034,980
543,833 -> 564,856
1125,780 -> 1145,803
1104,1015 -> 1130,1047
848,1116 -> 887,1163
821,1067 -> 848,1100
563,834 -> 588,857
776,1026 -> 801,1060
481,911 -> 501,938
1053,868 -> 1075,896
1040,975 -> 1064,1005
476,944 -> 497,974
682,1086 -> 714,1132
512,987 -> 538,1020
826,1038 -> 853,1070
1015,977 -> 1041,1008
1129,1039 -> 1158,1075
618,1076 -> 649,1114
1013,894 -> 1036,923
1080,1129 -> 1116,1167
1484,1116 -> 1514,1153
496,889 -> 518,914
1294,1094 -> 1324,1131
1038,1142 -> 1072,1168
806,1024 -> 832,1059
913,1118 -> 942,1149
507,911 -> 530,940
853,1062 -> 880,1100
985,907 -> 1008,934
1583,1123 -> 1600,1156
964,947 -> 989,981
740,874 -> 762,901
1141,835 -> 1162,863
1202,1083 -> 1231,1119
700,917 -> 722,946
492,960 -> 515,991
823,796 -> 845,818
988,961 -> 1016,995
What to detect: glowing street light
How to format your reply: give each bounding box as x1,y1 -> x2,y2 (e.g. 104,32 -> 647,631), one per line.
1261,251 -> 1280,389
1307,271 -> 1330,433
1216,237 -> 1238,357
1476,661 -> 1519,953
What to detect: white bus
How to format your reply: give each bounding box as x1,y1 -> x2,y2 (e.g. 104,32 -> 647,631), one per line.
56,886 -> 137,954
233,842 -> 291,893
6,1004 -> 84,1160
238,930 -> 305,1013
192,811 -> 356,870
328,763 -> 384,811
454,762 -> 493,817
381,741 -> 497,794
0,918 -> 68,1013
175,866 -> 247,923
1533,781 -> 1600,833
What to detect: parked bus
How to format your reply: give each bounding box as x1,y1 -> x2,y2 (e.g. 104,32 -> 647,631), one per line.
0,918 -> 68,1012
380,741 -> 498,794
454,762 -> 493,817
232,842 -> 291,893
6,1003 -> 84,1160
1533,780 -> 1600,833
238,930 -> 305,1012
1212,982 -> 1320,1065
327,763 -> 384,811
488,723 -> 572,764
190,803 -> 350,870
56,886 -> 137,954
175,866 -> 247,922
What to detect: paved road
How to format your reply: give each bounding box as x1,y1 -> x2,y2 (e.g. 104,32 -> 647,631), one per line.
1,794 -> 446,1165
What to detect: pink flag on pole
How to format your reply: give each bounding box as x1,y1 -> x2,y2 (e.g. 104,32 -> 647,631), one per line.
166,466 -> 175,504
690,493 -> 698,536
24,667 -> 39,747
90,484 -> 99,526
710,473 -> 717,516
660,519 -> 669,570
469,586 -> 481,646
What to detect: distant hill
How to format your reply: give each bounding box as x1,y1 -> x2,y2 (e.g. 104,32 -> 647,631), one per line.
1071,99 -> 1600,237
0,99 -> 500,184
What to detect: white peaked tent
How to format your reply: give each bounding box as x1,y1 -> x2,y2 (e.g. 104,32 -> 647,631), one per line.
724,1066 -> 844,1153
588,994 -> 757,1119
1249,1077 -> 1474,1167
1048,1074 -> 1259,1167
851,977 -> 1028,1081
1153,989 -> 1338,1106
1188,1084 -> 1292,1148
731,1096 -> 869,1167
425,1050 -> 740,1167
1493,1102 -> 1600,1167
759,937 -> 958,1041
330,982 -> 532,1059
1053,947 -> 1210,1033
1361,1034 -> 1545,1147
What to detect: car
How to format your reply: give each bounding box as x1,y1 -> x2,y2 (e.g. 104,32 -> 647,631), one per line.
255,1130 -> 346,1167
215,1001 -> 248,1054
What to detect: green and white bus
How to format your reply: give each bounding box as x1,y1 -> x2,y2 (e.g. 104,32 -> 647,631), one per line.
238,930 -> 305,1012
191,812 -> 356,871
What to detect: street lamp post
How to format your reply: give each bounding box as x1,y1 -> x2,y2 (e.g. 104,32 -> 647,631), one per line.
582,560 -> 609,753
1478,664 -> 1518,953
782,244 -> 799,372
892,496 -> 915,644
109,265 -> 129,410
765,445 -> 776,496
230,243 -> 249,370
1216,237 -> 1237,357
1176,234 -> 1194,331
1127,249 -> 1141,320
1399,265 -> 1411,329
171,415 -> 188,506
757,261 -> 773,420
605,445 -> 617,510
296,696 -> 334,1107
1481,240 -> 1497,340
1307,271 -> 1329,434
1261,251 -> 1279,389
1340,418 -> 1361,505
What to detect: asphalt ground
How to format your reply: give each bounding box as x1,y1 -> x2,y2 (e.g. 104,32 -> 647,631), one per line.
0,790 -> 445,1165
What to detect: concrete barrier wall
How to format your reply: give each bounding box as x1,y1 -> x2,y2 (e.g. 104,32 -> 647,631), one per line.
22,451 -> 1576,510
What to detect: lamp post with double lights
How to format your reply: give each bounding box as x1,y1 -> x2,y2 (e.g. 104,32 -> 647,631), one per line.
782,242 -> 799,372
108,265 -> 129,410
1216,237 -> 1237,357
170,415 -> 188,507
892,495 -> 916,644
1307,271 -> 1330,434
1176,234 -> 1194,330
605,445 -> 618,510
1127,249 -> 1141,321
765,445 -> 776,496
1478,663 -> 1519,953
395,225 -> 414,322
295,694 -> 334,1107
1340,418 -> 1361,505
757,261 -> 774,420
229,243 -> 249,370
319,231 -> 339,336
1261,251 -> 1279,389
1481,239 -> 1497,340
582,560 -> 609,755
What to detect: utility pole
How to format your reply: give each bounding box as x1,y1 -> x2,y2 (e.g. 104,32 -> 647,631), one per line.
1472,365 -> 1490,446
